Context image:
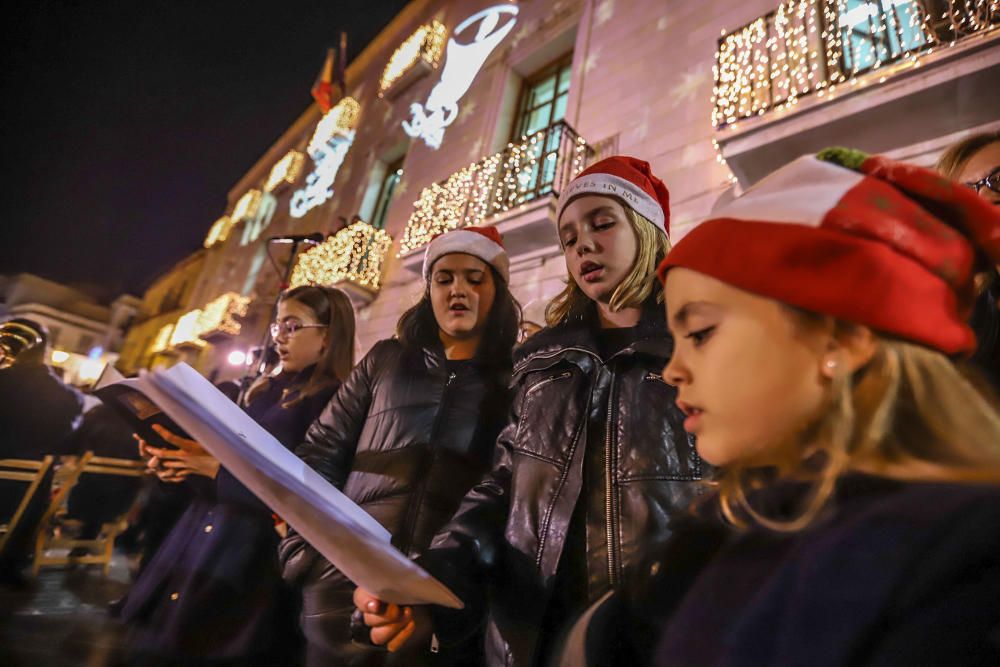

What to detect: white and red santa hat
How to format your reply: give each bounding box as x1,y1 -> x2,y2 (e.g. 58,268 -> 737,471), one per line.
557,156 -> 671,237
658,148 -> 1000,355
423,225 -> 510,283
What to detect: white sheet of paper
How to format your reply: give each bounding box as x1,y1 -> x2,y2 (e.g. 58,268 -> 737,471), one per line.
138,363 -> 463,609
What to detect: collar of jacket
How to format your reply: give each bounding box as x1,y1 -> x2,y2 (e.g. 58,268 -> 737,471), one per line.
513,299 -> 673,377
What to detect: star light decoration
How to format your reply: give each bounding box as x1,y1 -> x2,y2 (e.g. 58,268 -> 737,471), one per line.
379,20 -> 448,96
289,220 -> 393,291
264,151 -> 306,192
398,127 -> 590,255
710,0 -> 999,181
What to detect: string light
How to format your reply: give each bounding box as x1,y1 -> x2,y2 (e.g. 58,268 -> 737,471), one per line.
711,0 -> 998,178
264,150 -> 306,192
232,190 -> 262,222
379,20 -> 447,95
398,122 -> 590,255
197,293 -> 251,339
149,293 -> 251,357
169,309 -> 206,348
203,216 -> 234,248
289,220 -> 393,291
150,324 -> 174,354
712,0 -> 996,130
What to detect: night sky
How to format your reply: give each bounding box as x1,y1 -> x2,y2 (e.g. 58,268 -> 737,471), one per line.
1,0 -> 409,302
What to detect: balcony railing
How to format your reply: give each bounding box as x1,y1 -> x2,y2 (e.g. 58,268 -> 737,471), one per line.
398,120 -> 593,255
289,220 -> 392,295
713,0 -> 1000,129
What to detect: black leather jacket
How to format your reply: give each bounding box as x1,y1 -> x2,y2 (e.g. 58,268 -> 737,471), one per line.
279,338 -> 509,662
420,305 -> 707,666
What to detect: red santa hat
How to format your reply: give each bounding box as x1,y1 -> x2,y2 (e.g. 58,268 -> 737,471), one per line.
556,156 -> 671,237
657,148 -> 1000,355
423,226 -> 510,283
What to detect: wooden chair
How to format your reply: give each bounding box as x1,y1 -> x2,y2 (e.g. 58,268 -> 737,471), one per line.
32,452 -> 145,576
0,456 -> 55,554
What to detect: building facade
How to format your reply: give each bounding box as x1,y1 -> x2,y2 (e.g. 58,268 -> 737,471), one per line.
129,0 -> 1000,377
0,273 -> 141,385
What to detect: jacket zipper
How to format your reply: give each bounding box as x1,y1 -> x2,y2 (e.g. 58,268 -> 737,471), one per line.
525,371 -> 572,397
398,370 -> 456,554
604,374 -> 620,588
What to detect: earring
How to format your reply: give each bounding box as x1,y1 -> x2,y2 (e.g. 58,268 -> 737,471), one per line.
824,358 -> 838,371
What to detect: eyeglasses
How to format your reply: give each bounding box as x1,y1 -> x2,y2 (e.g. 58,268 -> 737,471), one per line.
269,321 -> 327,339
964,167 -> 1000,196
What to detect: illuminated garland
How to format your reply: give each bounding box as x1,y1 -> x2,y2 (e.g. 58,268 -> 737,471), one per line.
712,0 -> 998,130
289,221 -> 393,290
232,189 -> 262,222
203,216 -> 234,248
150,324 -> 174,354
380,20 -> 447,95
398,127 -> 590,255
265,150 -> 306,192
169,309 -> 206,348
307,97 -> 361,156
147,293 -> 251,357
197,293 -> 251,338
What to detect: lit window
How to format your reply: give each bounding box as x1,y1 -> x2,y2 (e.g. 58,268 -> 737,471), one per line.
371,159 -> 404,230
837,0 -> 926,74
509,53 -> 573,201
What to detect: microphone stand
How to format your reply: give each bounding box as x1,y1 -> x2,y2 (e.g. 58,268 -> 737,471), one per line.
235,237 -> 314,405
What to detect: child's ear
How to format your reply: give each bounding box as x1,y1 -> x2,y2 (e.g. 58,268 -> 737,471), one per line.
820,323 -> 877,379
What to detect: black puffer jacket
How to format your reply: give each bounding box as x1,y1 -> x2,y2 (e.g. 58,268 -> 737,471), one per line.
419,305 -> 707,666
280,338 -> 510,664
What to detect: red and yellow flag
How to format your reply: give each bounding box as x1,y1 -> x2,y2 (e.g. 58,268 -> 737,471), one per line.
311,48 -> 335,113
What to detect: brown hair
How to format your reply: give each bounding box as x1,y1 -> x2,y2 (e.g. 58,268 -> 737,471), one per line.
717,317 -> 1000,532
396,263 -> 520,372
935,130 -> 1000,179
546,201 -> 669,326
246,285 -> 356,407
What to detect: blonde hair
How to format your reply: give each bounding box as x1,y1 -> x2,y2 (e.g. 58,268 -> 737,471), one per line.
935,130 -> 1000,179
718,329 -> 1000,531
546,203 -> 670,326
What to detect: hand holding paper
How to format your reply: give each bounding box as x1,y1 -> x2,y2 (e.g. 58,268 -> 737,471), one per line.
130,363 -> 462,609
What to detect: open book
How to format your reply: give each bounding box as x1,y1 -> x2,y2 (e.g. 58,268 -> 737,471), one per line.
94,365 -> 194,451
118,362 -> 463,609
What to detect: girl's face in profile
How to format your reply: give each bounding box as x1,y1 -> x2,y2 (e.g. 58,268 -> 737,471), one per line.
273,298 -> 327,373
661,268 -> 834,466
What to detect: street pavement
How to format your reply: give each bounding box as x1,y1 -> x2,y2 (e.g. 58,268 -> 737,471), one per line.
0,553 -> 131,666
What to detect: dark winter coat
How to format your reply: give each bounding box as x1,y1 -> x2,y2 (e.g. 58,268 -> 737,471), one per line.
567,474 -> 1000,666
279,338 -> 511,665
419,304 -> 707,666
0,362 -> 82,568
121,366 -> 337,663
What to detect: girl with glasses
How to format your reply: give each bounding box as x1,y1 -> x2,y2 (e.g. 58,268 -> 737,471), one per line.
937,131 -> 1000,392
122,285 -> 356,665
